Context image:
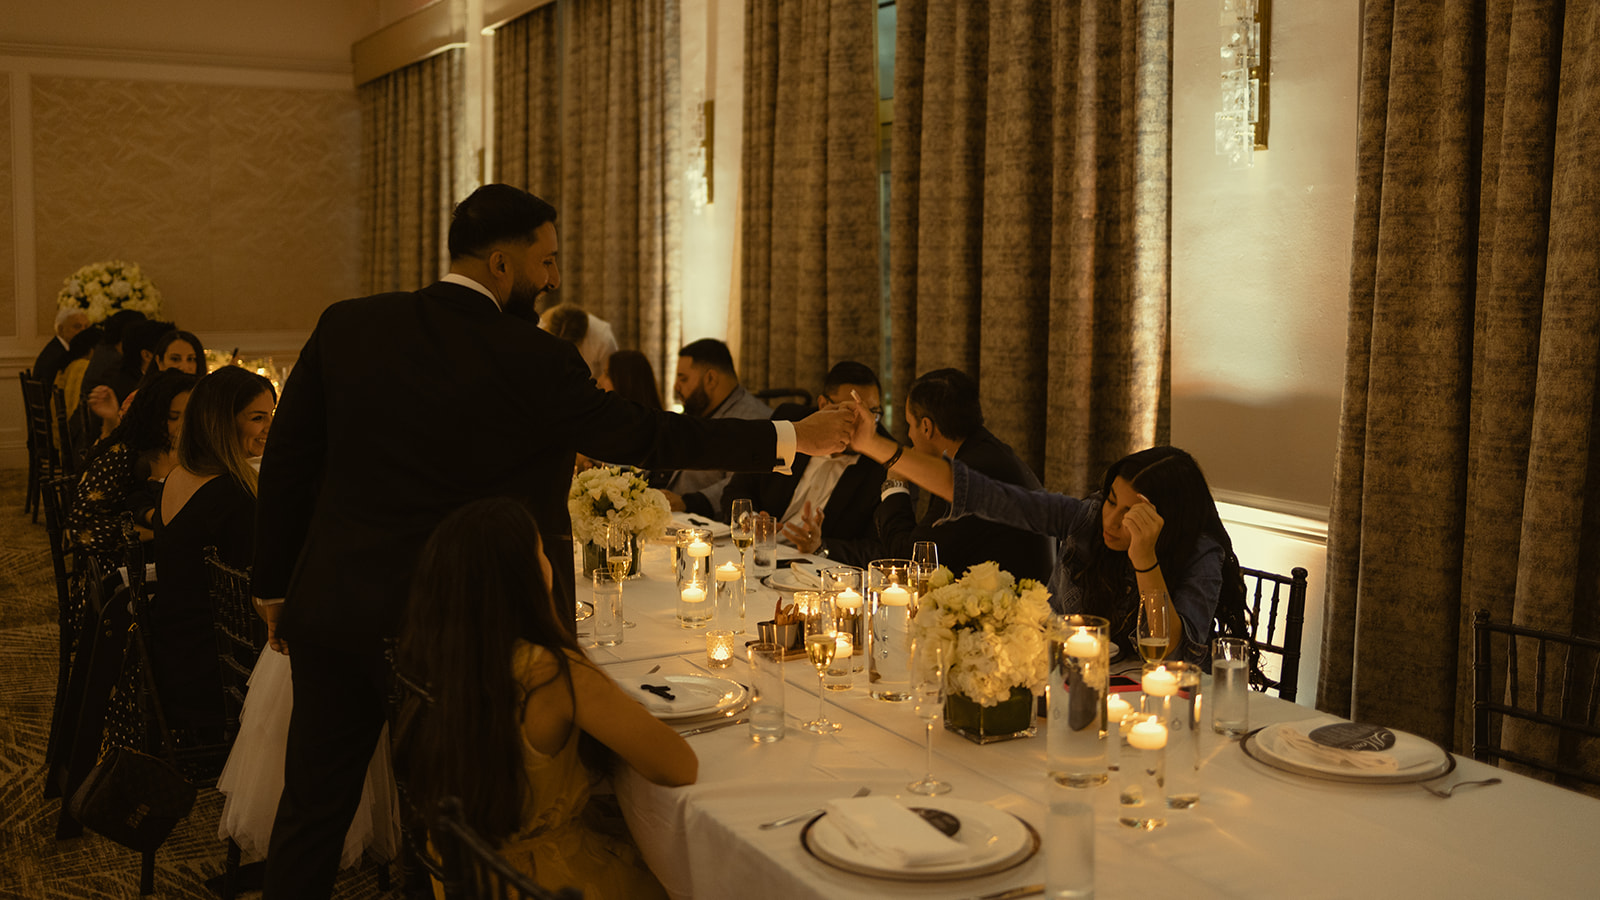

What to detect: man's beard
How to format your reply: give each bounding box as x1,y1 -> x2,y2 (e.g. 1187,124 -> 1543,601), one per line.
504,278 -> 550,322
681,384 -> 711,417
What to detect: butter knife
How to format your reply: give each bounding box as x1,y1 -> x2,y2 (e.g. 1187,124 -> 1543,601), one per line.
678,716 -> 748,737
963,886 -> 1044,900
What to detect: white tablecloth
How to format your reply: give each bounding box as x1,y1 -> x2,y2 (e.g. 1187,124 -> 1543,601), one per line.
581,541 -> 1600,899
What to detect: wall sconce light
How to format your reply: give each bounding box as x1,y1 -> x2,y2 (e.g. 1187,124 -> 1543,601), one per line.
1216,0 -> 1270,169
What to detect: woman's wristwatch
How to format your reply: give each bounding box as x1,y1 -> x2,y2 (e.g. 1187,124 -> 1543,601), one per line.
880,479 -> 909,501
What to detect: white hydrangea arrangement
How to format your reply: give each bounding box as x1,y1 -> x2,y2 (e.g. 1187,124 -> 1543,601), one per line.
911,561 -> 1054,707
567,465 -> 671,546
57,260 -> 164,322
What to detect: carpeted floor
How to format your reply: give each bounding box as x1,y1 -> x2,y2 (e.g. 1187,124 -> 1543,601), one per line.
0,469 -> 395,899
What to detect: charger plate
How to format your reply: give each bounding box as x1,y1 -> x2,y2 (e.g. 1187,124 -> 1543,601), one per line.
800,797 -> 1039,882
1241,723 -> 1456,784
625,674 -> 748,722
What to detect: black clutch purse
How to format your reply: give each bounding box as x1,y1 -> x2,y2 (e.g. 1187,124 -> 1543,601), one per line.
67,746 -> 196,853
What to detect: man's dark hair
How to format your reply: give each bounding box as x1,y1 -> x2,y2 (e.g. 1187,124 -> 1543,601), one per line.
822,361 -> 879,396
101,309 -> 146,345
541,303 -> 590,344
447,184 -> 558,260
906,367 -> 984,441
678,338 -> 737,377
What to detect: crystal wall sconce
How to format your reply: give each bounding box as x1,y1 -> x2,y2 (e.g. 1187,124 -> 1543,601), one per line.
1216,0 -> 1270,169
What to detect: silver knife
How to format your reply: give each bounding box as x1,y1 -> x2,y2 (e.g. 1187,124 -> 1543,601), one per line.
962,886 -> 1044,900
678,716 -> 748,737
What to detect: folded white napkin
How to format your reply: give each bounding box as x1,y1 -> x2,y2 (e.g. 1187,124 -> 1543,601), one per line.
1265,719 -> 1441,773
822,797 -> 967,868
629,684 -> 679,714
788,562 -> 821,587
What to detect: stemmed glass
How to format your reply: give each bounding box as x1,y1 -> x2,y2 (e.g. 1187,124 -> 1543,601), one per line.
730,499 -> 755,590
801,593 -> 842,734
1137,593 -> 1171,664
908,638 -> 951,795
604,522 -> 636,628
911,541 -> 939,596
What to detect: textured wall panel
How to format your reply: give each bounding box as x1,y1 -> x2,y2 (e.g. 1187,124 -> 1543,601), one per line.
0,74 -> 15,338
31,76 -> 359,336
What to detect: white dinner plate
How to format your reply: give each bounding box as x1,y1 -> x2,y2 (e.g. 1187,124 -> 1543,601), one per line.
1241,722 -> 1455,784
800,797 -> 1039,882
625,674 -> 748,722
762,564 -> 823,593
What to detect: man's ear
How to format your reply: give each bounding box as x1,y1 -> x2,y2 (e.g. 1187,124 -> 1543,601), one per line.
141,348 -> 155,368
702,367 -> 723,394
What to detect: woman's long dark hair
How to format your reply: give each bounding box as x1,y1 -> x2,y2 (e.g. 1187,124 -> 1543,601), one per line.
88,368 -> 198,465
153,329 -> 209,375
604,350 -> 663,410
396,497 -> 586,844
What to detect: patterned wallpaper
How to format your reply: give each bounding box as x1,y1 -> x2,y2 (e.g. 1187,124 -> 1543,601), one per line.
30,76 -> 360,336
0,75 -> 14,338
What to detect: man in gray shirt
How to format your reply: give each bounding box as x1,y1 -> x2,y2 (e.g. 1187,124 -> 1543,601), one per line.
660,338 -> 773,518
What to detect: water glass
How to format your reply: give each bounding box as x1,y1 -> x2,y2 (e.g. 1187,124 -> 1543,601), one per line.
1163,661 -> 1202,809
1047,615 -> 1110,788
823,565 -> 866,672
591,571 -> 623,646
747,642 -> 787,743
910,541 -> 938,597
1046,791 -> 1095,899
1211,637 -> 1251,736
866,559 -> 914,702
751,512 -> 777,576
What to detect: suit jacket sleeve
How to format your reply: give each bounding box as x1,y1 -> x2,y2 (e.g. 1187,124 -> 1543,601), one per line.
253,323 -> 330,600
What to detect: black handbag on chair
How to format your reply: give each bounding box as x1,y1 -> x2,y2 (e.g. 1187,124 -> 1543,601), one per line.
67,610 -> 197,854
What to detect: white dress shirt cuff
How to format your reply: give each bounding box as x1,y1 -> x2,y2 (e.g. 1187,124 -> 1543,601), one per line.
881,484 -> 911,502
772,420 -> 797,474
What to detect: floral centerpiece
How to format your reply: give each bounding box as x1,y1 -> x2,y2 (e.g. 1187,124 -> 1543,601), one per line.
911,561 -> 1053,743
567,465 -> 671,577
57,260 -> 164,322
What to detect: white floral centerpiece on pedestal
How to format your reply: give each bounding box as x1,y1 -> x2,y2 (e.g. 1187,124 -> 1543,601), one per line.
912,561 -> 1053,743
57,260 -> 164,322
567,465 -> 671,578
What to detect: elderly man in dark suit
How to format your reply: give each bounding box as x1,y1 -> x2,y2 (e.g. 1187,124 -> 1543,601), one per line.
32,307 -> 90,389
253,184 -> 854,899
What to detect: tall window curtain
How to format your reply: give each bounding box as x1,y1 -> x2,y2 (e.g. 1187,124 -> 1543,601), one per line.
360,49 -> 466,294
495,0 -> 683,379
739,0 -> 881,393
1320,0 -> 1600,779
890,0 -> 1171,493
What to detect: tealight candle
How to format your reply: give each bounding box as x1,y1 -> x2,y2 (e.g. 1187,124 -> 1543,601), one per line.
1106,694 -> 1134,729
880,585 -> 911,607
834,633 -> 853,657
835,588 -> 863,611
706,630 -> 735,668
1142,665 -> 1179,697
681,585 -> 706,605
1128,717 -> 1168,750
716,562 -> 742,581
1064,627 -> 1100,659
688,540 -> 712,559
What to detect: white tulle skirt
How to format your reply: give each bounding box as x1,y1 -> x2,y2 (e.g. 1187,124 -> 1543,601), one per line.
216,648 -> 402,868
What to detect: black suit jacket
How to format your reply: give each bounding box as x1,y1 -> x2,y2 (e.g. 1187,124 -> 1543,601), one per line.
875,427 -> 1056,584
254,281 -> 779,645
33,337 -> 69,391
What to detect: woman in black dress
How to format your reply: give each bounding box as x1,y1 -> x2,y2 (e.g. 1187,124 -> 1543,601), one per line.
151,366 -> 275,737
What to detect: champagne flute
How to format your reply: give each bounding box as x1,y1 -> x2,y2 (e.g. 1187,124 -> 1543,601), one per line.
730,499 -> 755,590
907,639 -> 951,795
801,593 -> 841,734
1137,592 -> 1171,663
604,522 -> 636,628
911,541 -> 938,597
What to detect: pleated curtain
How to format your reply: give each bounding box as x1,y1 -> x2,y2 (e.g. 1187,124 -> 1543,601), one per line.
359,50 -> 466,294
739,0 -> 882,395
1319,0 -> 1600,782
495,0 -> 683,381
890,0 -> 1171,494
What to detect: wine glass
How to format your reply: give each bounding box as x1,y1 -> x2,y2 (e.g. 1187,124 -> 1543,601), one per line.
801,593 -> 841,734
604,522 -> 636,628
908,638 -> 951,795
730,499 -> 755,589
1137,592 -> 1171,664
911,541 -> 938,597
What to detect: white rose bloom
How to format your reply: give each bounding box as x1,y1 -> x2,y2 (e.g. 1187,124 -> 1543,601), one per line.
111,279 -> 131,298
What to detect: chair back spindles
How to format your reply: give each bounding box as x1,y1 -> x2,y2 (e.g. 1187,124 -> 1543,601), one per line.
1238,565 -> 1308,702
433,797 -> 582,900
1472,609 -> 1600,789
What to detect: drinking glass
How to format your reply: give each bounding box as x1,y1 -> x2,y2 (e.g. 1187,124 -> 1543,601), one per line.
907,639 -> 951,795
1137,592 -> 1172,664
1211,637 -> 1251,737
604,522 -> 636,627
730,499 -> 755,587
751,512 -> 778,576
591,570 -> 623,647
800,592 -> 841,734
747,642 -> 787,743
911,541 -> 939,597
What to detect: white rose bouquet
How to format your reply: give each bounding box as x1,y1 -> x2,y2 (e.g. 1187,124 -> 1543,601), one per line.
567,465 -> 671,546
57,260 -> 164,322
911,561 -> 1053,707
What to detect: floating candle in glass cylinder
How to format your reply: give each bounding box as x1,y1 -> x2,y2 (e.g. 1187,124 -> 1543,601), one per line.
1120,716 -> 1168,831
1142,665 -> 1179,697
824,633 -> 854,691
715,561 -> 745,631
678,584 -> 711,628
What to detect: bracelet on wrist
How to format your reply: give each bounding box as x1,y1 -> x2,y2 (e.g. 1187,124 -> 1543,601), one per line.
882,442 -> 905,471
1132,559 -> 1160,574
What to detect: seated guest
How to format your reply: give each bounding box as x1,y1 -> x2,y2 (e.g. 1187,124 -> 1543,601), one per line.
81,319 -> 177,447
397,497 -> 691,899
849,415 -> 1250,667
659,338 -> 773,518
598,350 -> 664,410
69,367 -> 197,612
877,368 -> 1056,584
151,329 -> 209,376
723,362 -> 887,566
541,302 -> 618,379
32,307 -> 90,391
150,366 -> 275,736
69,309 -> 145,462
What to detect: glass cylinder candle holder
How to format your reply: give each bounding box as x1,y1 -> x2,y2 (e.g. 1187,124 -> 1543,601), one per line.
1047,615 -> 1111,788
677,582 -> 711,629
1162,661 -> 1203,809
714,560 -> 745,631
1104,692 -> 1137,777
1119,714 -> 1167,830
674,527 -> 713,592
705,629 -> 736,669
823,565 -> 866,672
867,559 -> 914,701
824,632 -> 854,691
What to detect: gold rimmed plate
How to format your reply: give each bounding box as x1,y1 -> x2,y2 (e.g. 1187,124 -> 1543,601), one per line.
1240,723 -> 1456,784
799,798 -> 1039,882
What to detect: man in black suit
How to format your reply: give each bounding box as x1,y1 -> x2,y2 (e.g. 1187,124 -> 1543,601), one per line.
723,361 -> 888,566
252,184 -> 854,899
32,307 -> 90,389
876,368 -> 1055,583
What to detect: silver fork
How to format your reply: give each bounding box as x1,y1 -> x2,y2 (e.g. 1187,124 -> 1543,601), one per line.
759,786 -> 871,829
1419,777 -> 1502,798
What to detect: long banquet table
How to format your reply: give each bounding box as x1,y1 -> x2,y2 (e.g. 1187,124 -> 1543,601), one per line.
580,536 -> 1600,899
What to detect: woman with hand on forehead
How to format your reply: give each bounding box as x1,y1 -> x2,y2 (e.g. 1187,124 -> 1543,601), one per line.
848,413 -> 1242,667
